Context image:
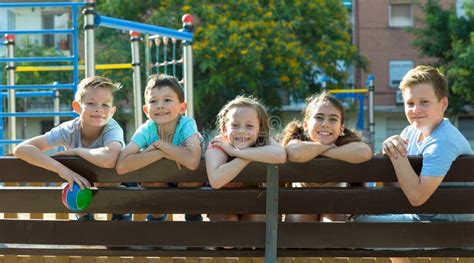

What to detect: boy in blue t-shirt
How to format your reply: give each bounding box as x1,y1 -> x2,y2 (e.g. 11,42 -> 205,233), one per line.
14,76 -> 126,221
355,65 -> 473,263
116,74 -> 202,221
383,65 -> 472,221
357,66 -> 472,223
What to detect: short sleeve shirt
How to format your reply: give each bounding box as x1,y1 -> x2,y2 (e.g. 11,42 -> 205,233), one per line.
45,117 -> 125,149
131,116 -> 199,150
400,119 -> 472,177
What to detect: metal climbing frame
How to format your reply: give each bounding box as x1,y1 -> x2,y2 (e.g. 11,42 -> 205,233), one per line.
0,2 -> 84,155
84,6 -> 195,127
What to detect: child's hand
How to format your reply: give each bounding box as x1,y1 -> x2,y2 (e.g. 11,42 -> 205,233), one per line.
57,166 -> 91,190
210,137 -> 236,157
382,135 -> 408,159
143,143 -> 158,152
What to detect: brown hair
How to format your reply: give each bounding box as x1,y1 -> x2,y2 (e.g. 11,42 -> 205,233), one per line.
216,95 -> 270,147
399,65 -> 448,101
75,76 -> 121,102
281,91 -> 361,146
144,74 -> 185,102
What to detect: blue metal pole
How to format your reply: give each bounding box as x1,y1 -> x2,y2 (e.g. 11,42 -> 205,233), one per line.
1,91 -> 55,98
72,5 -> 79,95
0,112 -> 75,118
0,3 -> 85,8
0,57 -> 74,63
0,29 -> 74,35
0,84 -> 75,90
96,15 -> 193,42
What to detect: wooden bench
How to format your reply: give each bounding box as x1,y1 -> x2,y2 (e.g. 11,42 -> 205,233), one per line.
0,156 -> 473,261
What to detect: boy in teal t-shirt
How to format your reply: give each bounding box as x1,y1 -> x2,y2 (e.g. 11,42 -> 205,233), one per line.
116,74 -> 202,221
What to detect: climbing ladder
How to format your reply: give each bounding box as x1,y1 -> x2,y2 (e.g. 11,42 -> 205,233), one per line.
0,2 -> 85,155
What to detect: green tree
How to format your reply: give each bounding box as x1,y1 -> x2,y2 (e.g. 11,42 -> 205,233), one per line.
97,0 -> 365,128
410,0 -> 474,112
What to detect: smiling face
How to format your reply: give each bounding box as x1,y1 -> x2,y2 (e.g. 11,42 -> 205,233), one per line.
223,106 -> 260,149
304,102 -> 344,145
143,86 -> 186,126
403,83 -> 447,135
73,87 -> 116,128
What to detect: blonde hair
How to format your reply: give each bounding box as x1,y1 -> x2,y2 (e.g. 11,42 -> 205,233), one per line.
75,76 -> 121,102
216,95 -> 270,147
281,91 -> 361,146
399,65 -> 448,101
144,74 -> 184,102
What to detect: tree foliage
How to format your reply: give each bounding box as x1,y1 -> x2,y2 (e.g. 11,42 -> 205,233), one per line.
410,0 -> 474,112
97,0 -> 365,128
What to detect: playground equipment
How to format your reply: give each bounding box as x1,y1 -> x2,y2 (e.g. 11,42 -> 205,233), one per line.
0,2 -> 83,154
0,1 -> 195,155
323,74 -> 375,150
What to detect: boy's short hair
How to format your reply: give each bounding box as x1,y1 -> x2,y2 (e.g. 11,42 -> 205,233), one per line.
399,65 -> 448,101
75,76 -> 121,102
144,74 -> 185,102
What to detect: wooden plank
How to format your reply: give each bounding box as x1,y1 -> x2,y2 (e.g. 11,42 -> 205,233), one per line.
54,256 -> 70,263
279,188 -> 474,214
279,156 -> 473,183
2,156 -> 473,184
77,256 -> 96,263
0,188 -> 267,214
321,258 -> 335,263
158,258 -> 173,263
278,222 -> 474,248
29,182 -> 45,220
413,258 -> 431,263
4,255 -> 17,263
459,258 -> 474,263
3,182 -> 18,219
0,221 -> 265,246
0,158 -> 265,184
2,187 -> 474,214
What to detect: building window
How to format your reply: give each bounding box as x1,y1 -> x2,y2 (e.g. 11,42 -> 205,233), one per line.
389,60 -> 413,88
458,117 -> 474,140
389,3 -> 413,27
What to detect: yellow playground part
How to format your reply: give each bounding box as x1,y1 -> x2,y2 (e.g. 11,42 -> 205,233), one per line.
328,89 -> 368,94
16,63 -> 132,72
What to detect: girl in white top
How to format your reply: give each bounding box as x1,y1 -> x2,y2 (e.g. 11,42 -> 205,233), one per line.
206,95 -> 287,221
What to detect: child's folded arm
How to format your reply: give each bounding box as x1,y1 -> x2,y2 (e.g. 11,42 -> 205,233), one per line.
321,142 -> 373,164
389,156 -> 445,206
205,147 -> 251,189
63,141 -> 122,169
231,139 -> 287,164
13,135 -> 91,189
285,139 -> 332,162
155,133 -> 202,170
116,142 -> 166,174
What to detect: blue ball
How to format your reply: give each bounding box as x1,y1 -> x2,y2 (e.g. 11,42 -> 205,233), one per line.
61,183 -> 93,212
